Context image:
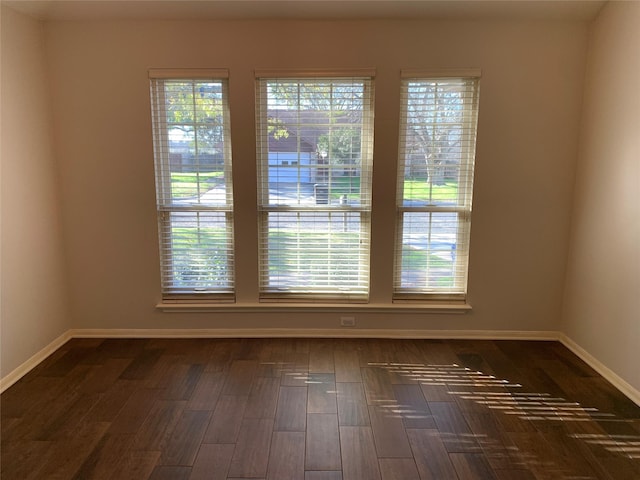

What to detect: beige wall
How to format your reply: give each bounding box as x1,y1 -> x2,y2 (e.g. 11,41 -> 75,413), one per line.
41,17 -> 587,333
1,7 -> 70,378
562,1 -> 640,393
5,4 -> 638,400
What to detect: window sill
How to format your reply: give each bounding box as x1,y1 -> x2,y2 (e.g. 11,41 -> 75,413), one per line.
156,301 -> 471,314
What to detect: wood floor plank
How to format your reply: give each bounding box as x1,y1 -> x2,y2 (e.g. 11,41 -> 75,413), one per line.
107,450 -> 160,480
492,403 -> 538,433
163,363 -> 204,401
118,348 -> 163,381
461,412 -> 525,470
95,338 -> 150,359
159,410 -> 211,466
71,433 -> 135,480
339,426 -> 382,480
0,439 -> 54,480
132,399 -> 186,451
368,404 -> 413,458
7,370 -> 89,441
79,358 -> 133,394
429,401 -> 468,429
205,339 -> 237,373
536,428 -> 616,480
357,339 -> 398,367
429,401 -> 481,453
280,351 -> 310,386
38,347 -> 98,377
362,366 -> 396,405
189,443 -> 234,480
222,360 -> 258,396
449,452 -> 498,480
406,429 -> 458,480
305,472 -> 343,480
148,465 -> 191,480
392,384 -> 436,429
85,379 -> 139,422
337,382 -> 370,426
149,339 -> 213,363
108,387 -> 163,435
506,431 -> 575,480
451,341 -> 497,374
203,394 -> 248,443
267,431 -> 306,480
244,376 -> 281,419
28,421 -> 110,480
514,366 -> 570,401
307,373 -> 338,414
334,349 -> 362,383
594,457 -> 640,480
407,340 -> 458,366
493,469 -> 537,480
308,340 -> 336,373
419,382 -> 455,402
306,413 -> 341,471
1,376 -> 59,421
274,386 -> 307,431
378,458 -> 420,480
227,418 -> 273,478
380,362 -> 417,386
38,392 -> 104,440
185,371 -> 225,411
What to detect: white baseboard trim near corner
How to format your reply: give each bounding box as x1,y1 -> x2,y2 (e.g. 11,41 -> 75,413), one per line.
69,328 -> 560,341
559,333 -> 640,407
0,330 -> 73,394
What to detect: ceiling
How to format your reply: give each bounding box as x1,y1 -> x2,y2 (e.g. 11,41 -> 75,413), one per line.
3,0 -> 607,22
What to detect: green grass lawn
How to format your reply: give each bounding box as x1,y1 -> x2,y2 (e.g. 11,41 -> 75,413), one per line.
401,245 -> 455,287
169,172 -> 457,203
171,171 -> 225,197
327,175 -> 361,199
318,176 -> 459,202
401,245 -> 452,269
169,225 -> 230,287
402,180 -> 458,202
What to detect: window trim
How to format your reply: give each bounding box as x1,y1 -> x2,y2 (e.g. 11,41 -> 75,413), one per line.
156,300 -> 471,313
149,69 -> 236,302
393,72 -> 481,302
255,72 -> 376,302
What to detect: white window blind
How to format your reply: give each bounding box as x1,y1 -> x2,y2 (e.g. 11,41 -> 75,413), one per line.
149,72 -> 235,301
256,75 -> 375,301
394,74 -> 480,301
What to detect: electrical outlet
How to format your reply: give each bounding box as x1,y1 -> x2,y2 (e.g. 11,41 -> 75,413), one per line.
340,316 -> 356,327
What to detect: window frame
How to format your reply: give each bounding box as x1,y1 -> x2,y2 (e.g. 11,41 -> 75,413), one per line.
255,70 -> 376,302
149,69 -> 235,302
393,70 -> 480,303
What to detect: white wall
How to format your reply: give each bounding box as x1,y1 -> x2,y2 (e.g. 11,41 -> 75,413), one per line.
562,1 -> 640,394
41,18 -> 587,333
1,7 -> 71,379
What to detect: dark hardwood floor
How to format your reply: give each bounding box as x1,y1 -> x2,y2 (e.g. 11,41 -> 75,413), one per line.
2,338 -> 639,479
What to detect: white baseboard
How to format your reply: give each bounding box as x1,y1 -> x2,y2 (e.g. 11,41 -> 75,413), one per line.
0,330 -> 73,394
70,328 -> 559,341
559,333 -> 640,407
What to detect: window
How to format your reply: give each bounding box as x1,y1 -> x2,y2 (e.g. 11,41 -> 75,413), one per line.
149,70 -> 234,301
255,72 -> 375,301
394,72 -> 480,301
